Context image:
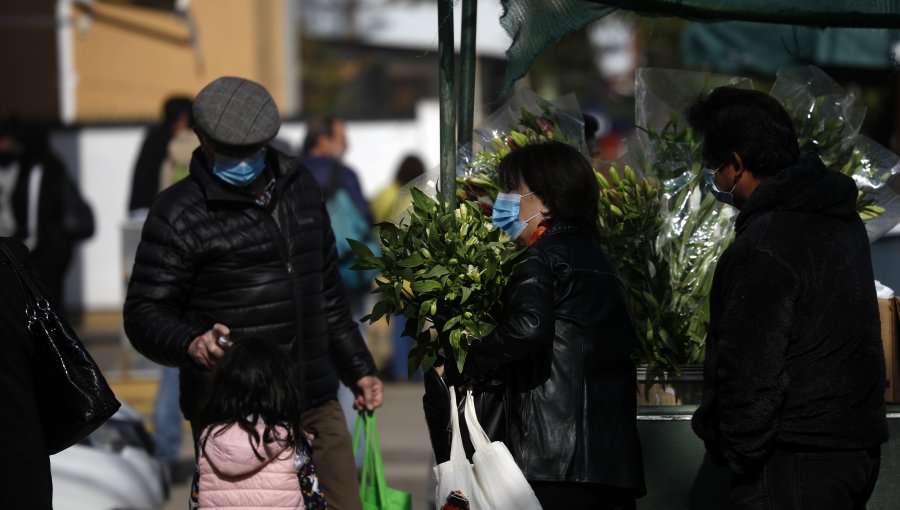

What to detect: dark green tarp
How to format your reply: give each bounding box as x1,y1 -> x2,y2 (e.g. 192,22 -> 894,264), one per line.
500,0 -> 900,88
682,22 -> 900,75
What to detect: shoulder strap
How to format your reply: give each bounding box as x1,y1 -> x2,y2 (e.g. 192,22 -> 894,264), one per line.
0,242 -> 44,309
324,160 -> 342,199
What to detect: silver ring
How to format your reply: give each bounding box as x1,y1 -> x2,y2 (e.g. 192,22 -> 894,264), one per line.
216,335 -> 230,348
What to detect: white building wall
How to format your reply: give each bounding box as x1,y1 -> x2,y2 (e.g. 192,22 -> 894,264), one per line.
52,101 -> 441,311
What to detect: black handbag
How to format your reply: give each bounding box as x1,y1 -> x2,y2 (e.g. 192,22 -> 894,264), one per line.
0,243 -> 120,454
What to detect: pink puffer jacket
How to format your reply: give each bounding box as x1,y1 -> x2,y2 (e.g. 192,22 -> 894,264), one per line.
198,423 -> 304,509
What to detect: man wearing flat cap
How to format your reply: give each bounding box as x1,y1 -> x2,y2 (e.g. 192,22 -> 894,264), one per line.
124,76 -> 382,510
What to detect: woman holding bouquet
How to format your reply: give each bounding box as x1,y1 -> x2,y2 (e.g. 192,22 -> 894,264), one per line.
444,141 -> 646,509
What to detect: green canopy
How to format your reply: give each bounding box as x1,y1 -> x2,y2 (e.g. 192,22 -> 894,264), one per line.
500,0 -> 900,88
683,22 -> 900,75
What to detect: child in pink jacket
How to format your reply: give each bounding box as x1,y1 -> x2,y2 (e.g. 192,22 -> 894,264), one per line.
192,338 -> 326,510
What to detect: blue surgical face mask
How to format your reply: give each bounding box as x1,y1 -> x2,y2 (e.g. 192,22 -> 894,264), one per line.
492,191 -> 542,240
705,171 -> 738,207
212,148 -> 266,187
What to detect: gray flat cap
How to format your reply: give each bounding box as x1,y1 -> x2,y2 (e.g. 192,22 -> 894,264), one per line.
193,76 -> 280,146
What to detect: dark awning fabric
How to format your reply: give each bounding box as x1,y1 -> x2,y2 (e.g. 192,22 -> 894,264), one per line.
682,22 -> 900,75
500,0 -> 900,89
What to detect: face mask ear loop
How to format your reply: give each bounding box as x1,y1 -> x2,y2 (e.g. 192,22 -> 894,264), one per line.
523,211 -> 543,224
728,170 -> 741,195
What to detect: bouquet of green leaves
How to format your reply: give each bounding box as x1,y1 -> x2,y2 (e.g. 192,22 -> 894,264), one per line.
358,89 -> 583,376
351,188 -> 522,375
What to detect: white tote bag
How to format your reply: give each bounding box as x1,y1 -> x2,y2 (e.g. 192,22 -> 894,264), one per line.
433,387 -> 492,509
464,388 -> 543,510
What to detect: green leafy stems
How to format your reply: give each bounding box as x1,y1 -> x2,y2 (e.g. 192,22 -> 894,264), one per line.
596,129 -> 732,380
350,188 -> 523,376
613,104 -> 885,380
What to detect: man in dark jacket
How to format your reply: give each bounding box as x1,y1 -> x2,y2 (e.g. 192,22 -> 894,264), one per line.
124,77 -> 382,510
689,87 -> 888,509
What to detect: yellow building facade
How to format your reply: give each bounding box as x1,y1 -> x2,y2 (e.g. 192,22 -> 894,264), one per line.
1,0 -> 297,123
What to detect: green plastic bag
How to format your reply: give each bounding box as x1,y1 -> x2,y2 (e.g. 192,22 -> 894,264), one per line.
353,412 -> 413,510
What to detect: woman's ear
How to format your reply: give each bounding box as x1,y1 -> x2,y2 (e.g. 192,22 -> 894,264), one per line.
732,152 -> 745,173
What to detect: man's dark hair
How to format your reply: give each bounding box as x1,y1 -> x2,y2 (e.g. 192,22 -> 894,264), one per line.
162,97 -> 193,128
687,87 -> 800,178
497,140 -> 599,226
301,116 -> 338,156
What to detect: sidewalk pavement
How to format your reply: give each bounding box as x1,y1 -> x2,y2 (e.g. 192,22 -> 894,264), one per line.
79,317 -> 435,510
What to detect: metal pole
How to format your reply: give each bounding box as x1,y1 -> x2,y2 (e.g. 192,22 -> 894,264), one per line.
457,0 -> 477,149
438,0 -> 456,207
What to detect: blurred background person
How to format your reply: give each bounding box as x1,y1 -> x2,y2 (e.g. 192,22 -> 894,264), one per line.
301,116 -> 380,433
371,154 -> 425,224
127,96 -> 199,483
0,117 -> 94,307
371,154 -> 425,381
300,116 -> 373,228
128,96 -> 194,219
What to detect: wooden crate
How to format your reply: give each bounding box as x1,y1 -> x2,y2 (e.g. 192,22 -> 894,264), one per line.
879,298 -> 900,403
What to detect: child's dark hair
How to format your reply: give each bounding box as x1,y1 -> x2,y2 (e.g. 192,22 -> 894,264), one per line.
201,338 -> 304,460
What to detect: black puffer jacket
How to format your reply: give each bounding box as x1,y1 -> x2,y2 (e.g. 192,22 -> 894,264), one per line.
124,148 -> 375,421
692,153 -> 889,475
465,219 -> 646,493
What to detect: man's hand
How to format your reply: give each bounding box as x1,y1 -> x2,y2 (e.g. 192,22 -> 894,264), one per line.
187,323 -> 231,369
352,375 -> 384,411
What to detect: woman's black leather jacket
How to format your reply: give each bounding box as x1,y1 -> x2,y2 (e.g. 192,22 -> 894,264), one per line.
465,219 -> 646,492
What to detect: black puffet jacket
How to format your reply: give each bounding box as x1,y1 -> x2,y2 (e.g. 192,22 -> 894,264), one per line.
123,148 -> 375,422
692,153 -> 889,475
465,219 -> 646,493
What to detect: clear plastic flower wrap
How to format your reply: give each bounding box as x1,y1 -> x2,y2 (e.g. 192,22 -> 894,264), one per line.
770,66 -> 900,242
607,68 -> 752,377
455,88 -> 587,213
616,66 -> 900,378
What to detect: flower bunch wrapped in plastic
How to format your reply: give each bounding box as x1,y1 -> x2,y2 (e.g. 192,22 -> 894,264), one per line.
771,66 -> 900,238
613,66 -> 900,379
456,88 -> 586,214
351,188 -> 522,375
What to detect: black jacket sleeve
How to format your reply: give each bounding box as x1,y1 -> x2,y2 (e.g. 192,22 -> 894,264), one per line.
123,213 -> 207,367
714,247 -> 799,474
463,249 -> 555,377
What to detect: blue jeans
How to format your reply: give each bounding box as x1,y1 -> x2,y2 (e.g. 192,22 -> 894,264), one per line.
152,366 -> 182,465
389,315 -> 422,381
729,447 -> 881,510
